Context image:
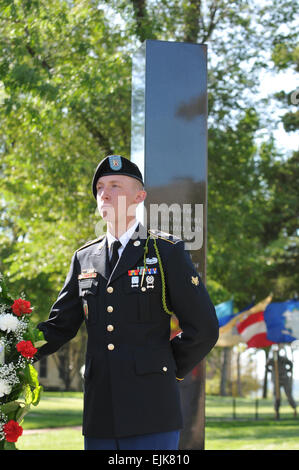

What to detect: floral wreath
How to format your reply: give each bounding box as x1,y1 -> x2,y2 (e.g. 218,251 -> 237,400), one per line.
0,274 -> 46,450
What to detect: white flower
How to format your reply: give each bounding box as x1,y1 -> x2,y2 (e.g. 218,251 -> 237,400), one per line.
0,363 -> 19,394
0,379 -> 12,398
0,313 -> 20,333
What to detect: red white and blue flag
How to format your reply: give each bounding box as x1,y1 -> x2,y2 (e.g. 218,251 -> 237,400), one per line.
236,310 -> 274,348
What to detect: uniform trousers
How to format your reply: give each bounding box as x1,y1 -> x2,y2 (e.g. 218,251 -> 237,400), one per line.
84,430 -> 180,450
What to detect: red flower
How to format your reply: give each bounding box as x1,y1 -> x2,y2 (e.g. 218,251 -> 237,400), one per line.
16,340 -> 37,359
3,420 -> 23,443
11,298 -> 32,316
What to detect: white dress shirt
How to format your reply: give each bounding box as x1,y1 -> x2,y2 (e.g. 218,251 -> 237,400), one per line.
106,219 -> 139,261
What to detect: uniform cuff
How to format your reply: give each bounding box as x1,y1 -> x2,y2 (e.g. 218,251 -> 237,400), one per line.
176,377 -> 184,381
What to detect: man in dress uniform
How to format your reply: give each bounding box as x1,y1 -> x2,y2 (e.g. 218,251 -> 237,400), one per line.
36,155 -> 219,450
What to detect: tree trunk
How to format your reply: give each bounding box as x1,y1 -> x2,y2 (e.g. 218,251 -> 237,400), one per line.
220,347 -> 231,396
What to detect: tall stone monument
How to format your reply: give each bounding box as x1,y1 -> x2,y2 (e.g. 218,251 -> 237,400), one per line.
131,39 -> 208,449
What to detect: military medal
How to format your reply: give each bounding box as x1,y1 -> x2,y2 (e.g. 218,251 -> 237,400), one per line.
131,276 -> 139,288
146,275 -> 154,289
145,257 -> 158,265
128,267 -> 157,276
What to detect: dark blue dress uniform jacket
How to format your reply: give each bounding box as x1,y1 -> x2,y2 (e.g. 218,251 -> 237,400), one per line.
36,226 -> 219,438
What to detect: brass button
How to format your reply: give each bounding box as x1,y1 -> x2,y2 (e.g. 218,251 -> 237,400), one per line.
134,240 -> 140,246
107,286 -> 113,294
162,367 -> 168,372
107,324 -> 114,332
107,343 -> 115,351
141,287 -> 146,292
107,306 -> 113,313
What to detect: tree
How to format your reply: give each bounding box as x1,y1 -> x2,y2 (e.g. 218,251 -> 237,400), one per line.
256,27 -> 299,301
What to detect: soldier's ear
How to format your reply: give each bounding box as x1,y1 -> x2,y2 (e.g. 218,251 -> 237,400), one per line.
135,189 -> 147,204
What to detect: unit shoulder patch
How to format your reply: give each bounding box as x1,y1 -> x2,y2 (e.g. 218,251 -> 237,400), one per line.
76,235 -> 105,252
148,229 -> 181,245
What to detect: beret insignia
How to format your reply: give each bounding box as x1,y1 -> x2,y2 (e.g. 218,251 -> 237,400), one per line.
109,155 -> 122,171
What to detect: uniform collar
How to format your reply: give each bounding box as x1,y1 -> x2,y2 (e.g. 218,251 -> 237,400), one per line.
106,219 -> 139,251
90,221 -> 146,283
108,222 -> 146,284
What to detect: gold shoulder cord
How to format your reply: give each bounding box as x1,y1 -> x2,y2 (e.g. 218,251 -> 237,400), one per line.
144,234 -> 183,381
141,235 -> 173,316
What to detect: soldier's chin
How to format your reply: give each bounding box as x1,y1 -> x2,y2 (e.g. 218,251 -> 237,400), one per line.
100,207 -> 116,222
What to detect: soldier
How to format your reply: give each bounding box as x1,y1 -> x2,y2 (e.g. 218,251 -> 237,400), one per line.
36,155 -> 219,450
267,348 -> 297,419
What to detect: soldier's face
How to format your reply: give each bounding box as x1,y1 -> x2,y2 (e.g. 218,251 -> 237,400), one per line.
96,175 -> 146,225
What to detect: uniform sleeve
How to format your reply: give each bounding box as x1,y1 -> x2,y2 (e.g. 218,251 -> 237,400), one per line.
164,241 -> 219,379
35,252 -> 84,360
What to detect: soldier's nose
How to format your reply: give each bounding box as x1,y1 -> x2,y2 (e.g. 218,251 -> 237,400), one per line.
101,189 -> 111,200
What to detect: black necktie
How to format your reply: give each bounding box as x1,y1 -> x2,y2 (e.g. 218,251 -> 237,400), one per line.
109,240 -> 121,272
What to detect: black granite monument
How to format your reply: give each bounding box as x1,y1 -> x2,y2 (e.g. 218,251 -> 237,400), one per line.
131,39 -> 208,450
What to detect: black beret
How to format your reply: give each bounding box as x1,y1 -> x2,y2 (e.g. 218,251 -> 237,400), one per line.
92,155 -> 144,199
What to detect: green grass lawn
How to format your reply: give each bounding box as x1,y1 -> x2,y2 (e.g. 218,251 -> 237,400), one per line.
206,395 -> 296,420
18,427 -> 84,450
16,392 -> 299,451
205,419 -> 299,450
18,391 -> 84,450
206,395 -> 299,450
22,391 -> 83,430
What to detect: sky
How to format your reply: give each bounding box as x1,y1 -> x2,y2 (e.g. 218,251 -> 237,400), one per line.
258,68 -> 298,153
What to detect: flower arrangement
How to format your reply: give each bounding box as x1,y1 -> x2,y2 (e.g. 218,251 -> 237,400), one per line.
0,274 -> 46,450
